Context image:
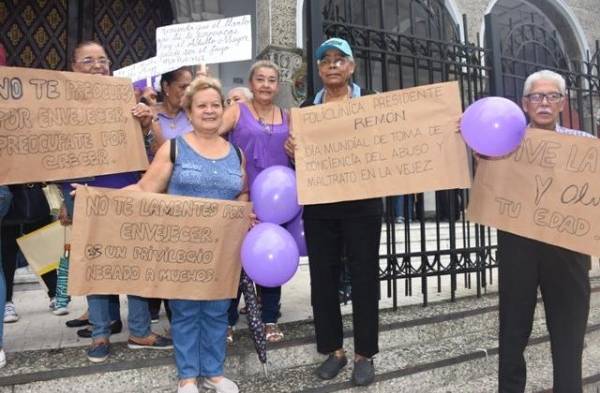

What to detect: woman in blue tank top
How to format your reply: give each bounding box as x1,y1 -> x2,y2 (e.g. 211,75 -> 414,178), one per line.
127,76 -> 247,393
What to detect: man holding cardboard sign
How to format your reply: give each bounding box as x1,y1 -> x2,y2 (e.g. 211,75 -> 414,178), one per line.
469,70 -> 593,393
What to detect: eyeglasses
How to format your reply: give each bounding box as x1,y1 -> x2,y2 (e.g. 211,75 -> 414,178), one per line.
317,57 -> 349,68
75,58 -> 111,67
524,92 -> 564,104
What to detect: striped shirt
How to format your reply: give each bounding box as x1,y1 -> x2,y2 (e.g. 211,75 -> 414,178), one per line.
555,124 -> 595,138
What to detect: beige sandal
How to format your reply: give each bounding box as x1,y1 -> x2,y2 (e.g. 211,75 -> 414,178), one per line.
265,323 -> 284,343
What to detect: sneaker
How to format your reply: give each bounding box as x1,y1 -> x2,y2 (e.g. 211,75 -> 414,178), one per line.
202,377 -> 239,393
49,297 -> 56,310
0,349 -> 6,368
177,381 -> 199,393
87,340 -> 110,363
316,353 -> 348,380
351,357 -> 375,386
4,302 -> 18,323
265,323 -> 283,343
150,314 -> 159,324
226,326 -> 234,344
53,306 -> 69,316
127,333 -> 173,350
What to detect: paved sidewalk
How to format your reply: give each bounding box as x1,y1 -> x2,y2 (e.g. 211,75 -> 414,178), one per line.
5,239 -> 600,354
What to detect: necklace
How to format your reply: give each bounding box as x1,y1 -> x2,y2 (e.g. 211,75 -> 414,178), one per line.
251,100 -> 275,134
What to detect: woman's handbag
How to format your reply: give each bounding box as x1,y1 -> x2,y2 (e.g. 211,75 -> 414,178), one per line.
3,183 -> 51,225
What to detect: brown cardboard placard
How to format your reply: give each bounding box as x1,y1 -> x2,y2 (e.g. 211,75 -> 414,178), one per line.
468,128 -> 599,256
68,186 -> 252,300
0,66 -> 149,185
291,81 -> 471,205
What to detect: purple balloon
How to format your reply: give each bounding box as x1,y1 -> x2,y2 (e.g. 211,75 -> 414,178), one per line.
284,209 -> 307,257
251,166 -> 301,224
460,97 -> 527,157
241,223 -> 300,287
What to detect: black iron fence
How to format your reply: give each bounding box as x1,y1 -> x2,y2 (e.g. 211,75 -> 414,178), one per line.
307,0 -> 600,307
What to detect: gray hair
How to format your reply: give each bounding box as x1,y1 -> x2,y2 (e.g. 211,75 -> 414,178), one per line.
228,86 -> 253,101
248,60 -> 280,82
523,70 -> 566,96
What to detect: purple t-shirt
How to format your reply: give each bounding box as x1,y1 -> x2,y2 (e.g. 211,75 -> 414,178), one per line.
229,103 -> 291,189
156,109 -> 192,140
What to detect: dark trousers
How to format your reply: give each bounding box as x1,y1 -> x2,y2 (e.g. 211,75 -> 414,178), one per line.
227,283 -> 280,326
148,298 -> 171,322
304,215 -> 381,358
1,216 -> 56,301
497,231 -> 590,393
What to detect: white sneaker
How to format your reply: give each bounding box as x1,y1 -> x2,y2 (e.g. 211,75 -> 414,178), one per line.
0,349 -> 6,368
53,306 -> 69,316
49,297 -> 56,310
177,382 -> 199,393
4,302 -> 18,323
202,377 -> 239,393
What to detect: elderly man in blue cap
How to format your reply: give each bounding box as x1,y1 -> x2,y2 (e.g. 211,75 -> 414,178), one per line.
286,37 -> 382,387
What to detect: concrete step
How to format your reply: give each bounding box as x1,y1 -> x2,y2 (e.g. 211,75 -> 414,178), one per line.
2,277 -> 598,393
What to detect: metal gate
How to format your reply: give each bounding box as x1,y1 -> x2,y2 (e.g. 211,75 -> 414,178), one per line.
306,0 -> 496,307
306,0 -> 600,307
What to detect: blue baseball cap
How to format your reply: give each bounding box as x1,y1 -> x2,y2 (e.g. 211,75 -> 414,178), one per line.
316,37 -> 353,60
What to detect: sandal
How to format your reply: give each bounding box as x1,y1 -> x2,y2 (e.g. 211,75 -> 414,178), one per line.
265,323 -> 284,343
227,326 -> 234,344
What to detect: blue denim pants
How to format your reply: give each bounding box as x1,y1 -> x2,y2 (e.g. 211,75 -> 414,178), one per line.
170,298 -> 230,379
0,186 -> 11,348
88,294 -> 150,339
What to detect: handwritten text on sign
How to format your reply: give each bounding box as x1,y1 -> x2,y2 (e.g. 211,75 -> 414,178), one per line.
467,128 -> 600,256
156,15 -> 252,71
0,67 -> 149,185
68,187 -> 252,300
291,81 -> 471,205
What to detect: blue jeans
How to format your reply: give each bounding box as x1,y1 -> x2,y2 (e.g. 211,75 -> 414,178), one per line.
64,188 -> 121,322
394,195 -> 414,221
0,186 -> 12,348
170,298 -> 230,379
88,295 -> 150,339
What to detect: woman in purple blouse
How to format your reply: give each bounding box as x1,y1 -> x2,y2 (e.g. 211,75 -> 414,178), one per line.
220,60 -> 290,343
149,67 -> 194,154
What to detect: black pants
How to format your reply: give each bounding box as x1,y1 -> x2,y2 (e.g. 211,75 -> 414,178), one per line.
497,231 -> 590,393
148,298 -> 171,322
1,216 -> 56,301
304,215 -> 381,358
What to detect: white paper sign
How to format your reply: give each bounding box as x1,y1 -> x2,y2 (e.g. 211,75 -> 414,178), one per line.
113,57 -> 158,82
156,15 -> 252,70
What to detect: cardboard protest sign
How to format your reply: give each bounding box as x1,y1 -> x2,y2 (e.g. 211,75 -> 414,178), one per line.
68,187 -> 252,300
291,81 -> 471,205
156,15 -> 252,71
467,128 -> 600,256
0,67 -> 149,185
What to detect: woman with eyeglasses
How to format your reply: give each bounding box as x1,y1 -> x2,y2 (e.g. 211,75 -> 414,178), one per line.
59,41 -> 171,362
220,60 -> 290,344
285,37 -> 382,387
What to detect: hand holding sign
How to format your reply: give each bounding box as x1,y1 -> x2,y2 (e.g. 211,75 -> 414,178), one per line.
460,97 -> 526,157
